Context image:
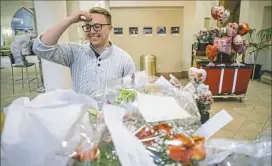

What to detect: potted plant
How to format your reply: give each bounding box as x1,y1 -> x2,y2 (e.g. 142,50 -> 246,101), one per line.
244,27 -> 272,79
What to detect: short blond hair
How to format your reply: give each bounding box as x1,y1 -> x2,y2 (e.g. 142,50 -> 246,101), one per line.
89,7 -> 112,24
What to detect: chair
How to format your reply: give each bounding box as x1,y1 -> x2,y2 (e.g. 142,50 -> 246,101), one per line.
8,54 -> 39,93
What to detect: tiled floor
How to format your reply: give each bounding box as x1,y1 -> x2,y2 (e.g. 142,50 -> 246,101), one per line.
1,56 -> 271,140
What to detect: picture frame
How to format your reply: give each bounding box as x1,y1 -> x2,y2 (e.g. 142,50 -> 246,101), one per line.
143,27 -> 153,36
129,27 -> 138,36
171,27 -> 180,35
114,27 -> 123,36
157,26 -> 166,36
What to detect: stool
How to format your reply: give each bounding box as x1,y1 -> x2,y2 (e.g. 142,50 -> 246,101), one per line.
8,54 -> 39,93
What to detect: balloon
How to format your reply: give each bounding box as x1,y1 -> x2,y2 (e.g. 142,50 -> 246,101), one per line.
188,67 -> 207,83
211,6 -> 225,21
217,7 -> 226,22
226,22 -> 239,37
206,44 -> 218,61
220,27 -> 227,35
221,10 -> 230,23
233,34 -> 243,45
234,39 -> 248,55
238,23 -> 250,36
211,7 -> 218,20
214,37 -> 232,55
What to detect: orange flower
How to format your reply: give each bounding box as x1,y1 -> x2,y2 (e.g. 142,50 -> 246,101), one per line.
153,123 -> 172,134
166,134 -> 206,164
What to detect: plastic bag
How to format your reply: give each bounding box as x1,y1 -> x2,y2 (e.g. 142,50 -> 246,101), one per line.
199,128 -> 272,166
1,90 -> 98,166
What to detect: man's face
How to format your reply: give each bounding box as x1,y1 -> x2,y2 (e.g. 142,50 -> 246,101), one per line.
84,13 -> 112,47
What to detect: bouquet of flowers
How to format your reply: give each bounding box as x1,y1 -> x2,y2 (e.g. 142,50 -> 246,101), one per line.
195,27 -> 223,44
196,87 -> 214,115
185,67 -> 213,123
59,72 -> 207,166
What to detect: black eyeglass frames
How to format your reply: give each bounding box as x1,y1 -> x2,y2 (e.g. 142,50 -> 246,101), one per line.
82,24 -> 111,32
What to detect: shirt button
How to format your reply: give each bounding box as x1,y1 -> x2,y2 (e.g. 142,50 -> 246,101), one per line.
98,58 -> 101,61
98,64 -> 100,67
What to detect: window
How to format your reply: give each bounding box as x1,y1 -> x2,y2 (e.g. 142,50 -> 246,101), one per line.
11,7 -> 34,35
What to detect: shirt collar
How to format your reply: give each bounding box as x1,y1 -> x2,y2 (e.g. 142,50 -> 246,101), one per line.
89,41 -> 113,60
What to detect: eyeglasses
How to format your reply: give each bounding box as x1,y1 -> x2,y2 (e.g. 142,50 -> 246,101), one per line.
82,24 -> 111,32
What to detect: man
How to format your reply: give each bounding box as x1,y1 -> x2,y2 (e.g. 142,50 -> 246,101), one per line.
32,7 -> 136,96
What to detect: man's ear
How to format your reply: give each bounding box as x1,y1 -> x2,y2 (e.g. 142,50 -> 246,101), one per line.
108,25 -> 113,31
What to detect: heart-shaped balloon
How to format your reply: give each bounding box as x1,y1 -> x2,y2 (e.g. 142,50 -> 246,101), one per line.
214,37 -> 232,55
211,6 -> 225,21
221,10 -> 230,23
238,23 -> 250,36
206,44 -> 218,61
233,34 -> 243,45
217,6 -> 225,21
211,7 -> 218,20
234,39 -> 248,55
226,22 -> 239,37
188,67 -> 207,83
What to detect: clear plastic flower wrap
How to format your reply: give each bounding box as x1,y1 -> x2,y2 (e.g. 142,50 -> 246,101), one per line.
54,106 -> 111,166
59,72 -> 208,166
88,75 -> 205,166
199,128 -> 272,166
105,83 -> 202,132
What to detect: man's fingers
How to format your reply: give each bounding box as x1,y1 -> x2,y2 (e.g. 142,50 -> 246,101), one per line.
82,11 -> 92,22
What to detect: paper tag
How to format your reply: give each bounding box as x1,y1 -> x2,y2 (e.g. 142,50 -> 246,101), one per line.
136,93 -> 191,122
194,110 -> 233,140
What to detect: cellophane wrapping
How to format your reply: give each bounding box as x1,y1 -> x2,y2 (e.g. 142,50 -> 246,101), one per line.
199,128 -> 272,166
58,72 -> 271,166
60,72 -> 206,166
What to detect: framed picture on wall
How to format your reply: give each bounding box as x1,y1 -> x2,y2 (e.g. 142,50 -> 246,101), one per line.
171,27 -> 180,35
129,27 -> 138,36
157,26 -> 166,36
114,27 -> 123,36
143,27 -> 152,36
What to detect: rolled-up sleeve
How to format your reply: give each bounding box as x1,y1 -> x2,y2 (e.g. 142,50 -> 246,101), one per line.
32,36 -> 74,67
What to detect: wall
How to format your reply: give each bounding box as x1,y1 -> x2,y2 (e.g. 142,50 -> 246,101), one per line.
34,1 -> 72,92
1,0 -> 34,46
240,1 -> 272,71
259,6 -> 272,71
66,0 -> 107,42
110,7 -> 184,72
108,1 -> 218,71
66,0 -> 81,42
195,1 -> 218,29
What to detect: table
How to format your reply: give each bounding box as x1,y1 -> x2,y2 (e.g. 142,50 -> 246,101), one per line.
1,50 -> 11,56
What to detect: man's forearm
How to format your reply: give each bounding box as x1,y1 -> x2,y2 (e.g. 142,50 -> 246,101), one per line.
40,18 -> 73,46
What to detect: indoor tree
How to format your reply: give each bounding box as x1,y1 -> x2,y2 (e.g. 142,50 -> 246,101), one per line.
245,27 -> 272,80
